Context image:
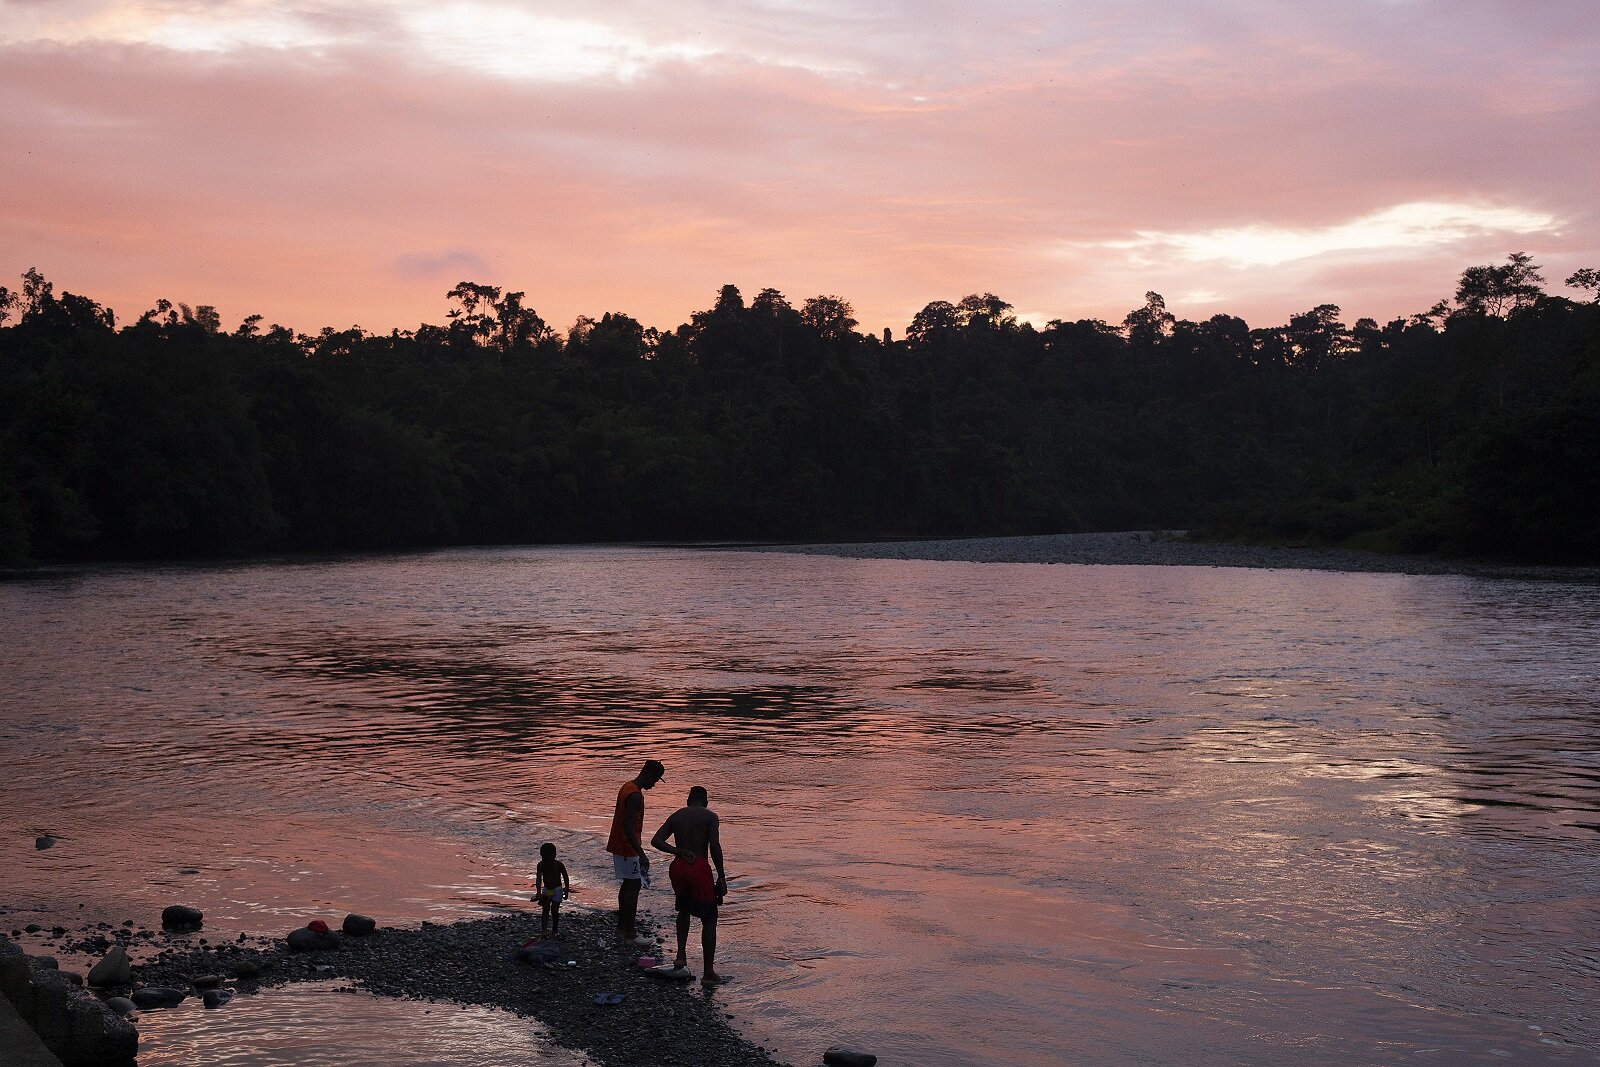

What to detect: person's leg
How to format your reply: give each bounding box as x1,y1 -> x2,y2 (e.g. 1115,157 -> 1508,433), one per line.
674,909 -> 690,970
541,901 -> 551,936
551,903 -> 560,936
701,912 -> 721,983
618,878 -> 641,939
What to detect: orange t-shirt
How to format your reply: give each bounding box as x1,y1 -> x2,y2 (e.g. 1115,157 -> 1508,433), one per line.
606,781 -> 643,856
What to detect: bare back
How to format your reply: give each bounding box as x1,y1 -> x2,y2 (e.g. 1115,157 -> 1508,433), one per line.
659,805 -> 718,858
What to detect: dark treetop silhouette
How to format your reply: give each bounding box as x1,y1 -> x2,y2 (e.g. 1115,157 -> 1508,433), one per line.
1,254 -> 1597,567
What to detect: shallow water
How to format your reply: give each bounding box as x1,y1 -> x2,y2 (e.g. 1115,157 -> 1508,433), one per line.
2,546 -> 1598,1066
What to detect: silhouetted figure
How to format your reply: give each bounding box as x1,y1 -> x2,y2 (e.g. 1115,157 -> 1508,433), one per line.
607,758 -> 665,946
652,785 -> 729,983
534,842 -> 570,937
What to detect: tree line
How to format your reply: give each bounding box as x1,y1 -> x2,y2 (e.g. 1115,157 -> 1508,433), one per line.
1,255 -> 1597,567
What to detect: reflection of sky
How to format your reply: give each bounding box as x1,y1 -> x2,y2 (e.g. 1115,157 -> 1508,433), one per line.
3,548 -> 1598,1064
2,2 -> 1596,335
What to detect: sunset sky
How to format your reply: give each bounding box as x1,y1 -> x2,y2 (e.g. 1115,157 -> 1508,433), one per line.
4,1 -> 1596,336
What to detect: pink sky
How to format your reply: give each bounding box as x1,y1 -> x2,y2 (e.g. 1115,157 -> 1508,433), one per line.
3,1 -> 1596,336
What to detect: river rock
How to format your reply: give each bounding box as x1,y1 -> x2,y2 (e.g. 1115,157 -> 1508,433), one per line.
342,914 -> 377,936
231,960 -> 261,979
161,905 -> 203,930
202,988 -> 233,1008
190,973 -> 225,989
286,927 -> 340,951
824,1047 -> 878,1067
104,996 -> 138,1016
131,985 -> 187,1008
36,834 -> 58,849
87,944 -> 132,986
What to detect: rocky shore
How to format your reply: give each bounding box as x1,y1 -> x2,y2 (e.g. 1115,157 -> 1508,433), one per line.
12,908 -> 788,1067
752,530 -> 1600,581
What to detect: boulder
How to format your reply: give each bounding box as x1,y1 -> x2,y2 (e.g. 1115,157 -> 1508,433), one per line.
202,988 -> 233,1009
286,927 -> 340,952
0,938 -> 30,1002
823,1048 -> 878,1067
189,974 -> 224,990
341,914 -> 377,937
130,986 -> 186,1008
20,961 -> 138,1065
104,997 -> 138,1017
87,945 -> 132,987
161,905 -> 203,930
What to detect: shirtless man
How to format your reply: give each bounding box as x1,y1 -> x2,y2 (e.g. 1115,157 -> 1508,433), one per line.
607,759 -> 665,946
651,785 -> 729,983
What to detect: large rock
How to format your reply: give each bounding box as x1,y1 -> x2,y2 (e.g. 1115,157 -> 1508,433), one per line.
341,914 -> 377,937
12,952 -> 138,1066
104,997 -> 138,1017
823,1048 -> 878,1067
161,905 -> 203,930
0,937 -> 30,1002
286,927 -> 340,952
87,945 -> 132,987
201,988 -> 233,1009
130,986 -> 186,1008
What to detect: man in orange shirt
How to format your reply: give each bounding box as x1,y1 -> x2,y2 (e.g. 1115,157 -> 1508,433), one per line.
606,758 -> 665,946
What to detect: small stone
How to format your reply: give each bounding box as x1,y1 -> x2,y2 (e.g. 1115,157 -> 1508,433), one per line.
104,997 -> 138,1017
190,974 -> 225,989
35,835 -> 58,850
161,905 -> 203,930
231,960 -> 261,979
51,926 -> 66,937
824,1048 -> 878,1067
24,924 -> 41,934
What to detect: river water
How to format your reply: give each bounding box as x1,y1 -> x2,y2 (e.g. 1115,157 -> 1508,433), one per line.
2,546 -> 1597,1066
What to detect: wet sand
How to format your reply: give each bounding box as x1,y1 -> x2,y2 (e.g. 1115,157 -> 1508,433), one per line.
750,530 -> 1600,581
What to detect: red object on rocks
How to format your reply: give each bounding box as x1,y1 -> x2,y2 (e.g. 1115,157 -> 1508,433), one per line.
306,920 -> 330,935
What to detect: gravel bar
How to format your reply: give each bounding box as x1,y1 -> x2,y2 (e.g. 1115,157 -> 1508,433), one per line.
47,910 -> 783,1067
748,531 -> 1600,581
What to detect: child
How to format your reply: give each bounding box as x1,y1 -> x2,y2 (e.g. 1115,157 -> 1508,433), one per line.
534,842 -> 571,937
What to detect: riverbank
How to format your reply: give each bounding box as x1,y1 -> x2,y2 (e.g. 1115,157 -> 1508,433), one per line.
749,531 -> 1600,581
30,910 -> 782,1067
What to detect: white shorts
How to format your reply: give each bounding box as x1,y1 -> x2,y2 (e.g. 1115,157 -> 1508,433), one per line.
612,854 -> 644,881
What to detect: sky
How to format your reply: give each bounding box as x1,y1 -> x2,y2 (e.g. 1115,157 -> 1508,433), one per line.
3,0 -> 1597,336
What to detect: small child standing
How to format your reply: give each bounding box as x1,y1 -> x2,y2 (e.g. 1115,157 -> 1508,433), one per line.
534,842 -> 570,937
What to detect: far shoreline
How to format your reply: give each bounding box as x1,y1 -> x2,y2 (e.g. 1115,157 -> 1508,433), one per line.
737,531 -> 1600,583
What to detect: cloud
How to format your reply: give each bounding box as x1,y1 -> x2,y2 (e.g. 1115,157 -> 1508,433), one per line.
1098,202 -> 1562,269
394,250 -> 493,281
1,1 -> 1597,335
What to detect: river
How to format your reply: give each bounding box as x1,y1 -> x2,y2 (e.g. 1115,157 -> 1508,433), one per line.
2,545 -> 1597,1066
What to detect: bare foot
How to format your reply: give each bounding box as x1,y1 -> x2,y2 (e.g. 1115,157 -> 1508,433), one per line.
701,971 -> 726,985
674,956 -> 688,971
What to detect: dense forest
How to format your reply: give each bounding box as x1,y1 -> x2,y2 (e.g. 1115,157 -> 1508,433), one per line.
1,255 -> 1597,567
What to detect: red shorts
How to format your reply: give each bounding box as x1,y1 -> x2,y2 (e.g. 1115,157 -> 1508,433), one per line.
668,855 -> 719,918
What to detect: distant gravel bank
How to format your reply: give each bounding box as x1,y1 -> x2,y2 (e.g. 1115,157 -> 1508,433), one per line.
750,531 -> 1600,581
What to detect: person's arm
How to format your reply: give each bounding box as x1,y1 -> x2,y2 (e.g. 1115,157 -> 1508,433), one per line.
651,813 -> 691,859
535,866 -> 547,894
560,863 -> 570,894
624,788 -> 649,867
708,815 -> 726,895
